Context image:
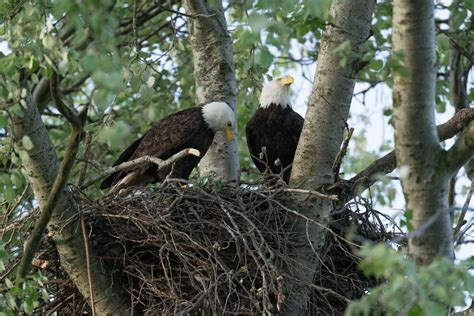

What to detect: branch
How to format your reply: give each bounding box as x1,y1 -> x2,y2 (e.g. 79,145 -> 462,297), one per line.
50,71 -> 81,127
32,77 -> 51,112
61,73 -> 91,95
453,179 -> 473,239
436,25 -> 474,64
282,188 -> 338,201
17,75 -> 88,280
116,4 -> 165,36
332,127 -> 354,182
80,148 -> 201,190
445,121 -> 474,175
16,126 -> 83,280
347,108 -> 474,196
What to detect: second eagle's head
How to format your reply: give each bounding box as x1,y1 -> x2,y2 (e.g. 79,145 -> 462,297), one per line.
202,101 -> 236,143
259,76 -> 294,109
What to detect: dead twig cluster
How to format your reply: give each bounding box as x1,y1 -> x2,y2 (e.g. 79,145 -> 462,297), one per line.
10,181 -> 399,315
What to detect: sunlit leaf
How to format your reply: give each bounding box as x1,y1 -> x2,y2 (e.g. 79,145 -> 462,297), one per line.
21,136 -> 33,150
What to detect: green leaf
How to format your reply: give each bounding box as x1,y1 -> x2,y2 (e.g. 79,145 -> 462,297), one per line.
383,107 -> 392,116
130,76 -> 141,91
4,186 -> 15,203
0,112 -> 8,127
304,0 -> 332,20
24,297 -> 34,315
146,75 -> 155,88
41,35 -> 56,50
26,56 -> 39,73
332,40 -> 351,67
5,277 -> 13,288
255,47 -> 274,69
248,12 -> 269,32
97,121 -> 132,149
81,52 -> 101,72
92,70 -> 123,91
92,90 -> 115,110
139,85 -> 155,103
21,136 -> 33,150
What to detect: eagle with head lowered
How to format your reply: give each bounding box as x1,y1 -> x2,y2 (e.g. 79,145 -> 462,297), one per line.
101,101 -> 235,191
246,76 -> 304,183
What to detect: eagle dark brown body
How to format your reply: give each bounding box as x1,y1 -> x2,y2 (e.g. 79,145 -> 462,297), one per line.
100,107 -> 214,190
246,103 -> 304,183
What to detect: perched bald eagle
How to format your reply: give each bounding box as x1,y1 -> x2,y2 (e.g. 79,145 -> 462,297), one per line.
246,76 -> 304,183
100,102 -> 235,191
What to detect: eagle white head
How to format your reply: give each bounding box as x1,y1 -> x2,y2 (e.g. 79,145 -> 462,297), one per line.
259,76 -> 294,109
202,101 -> 236,142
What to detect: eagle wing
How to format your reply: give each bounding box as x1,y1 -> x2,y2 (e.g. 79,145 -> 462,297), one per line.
283,109 -> 304,145
99,136 -> 145,189
100,107 -> 203,189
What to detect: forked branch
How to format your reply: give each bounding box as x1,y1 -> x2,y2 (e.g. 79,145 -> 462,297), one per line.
347,108 -> 474,198
80,148 -> 201,190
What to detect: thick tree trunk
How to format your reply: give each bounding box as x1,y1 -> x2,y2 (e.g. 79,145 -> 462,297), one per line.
184,0 -> 239,183
282,1 -> 375,314
392,0 -> 453,263
11,96 -> 130,315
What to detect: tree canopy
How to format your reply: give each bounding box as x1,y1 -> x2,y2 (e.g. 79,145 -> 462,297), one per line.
0,0 -> 473,314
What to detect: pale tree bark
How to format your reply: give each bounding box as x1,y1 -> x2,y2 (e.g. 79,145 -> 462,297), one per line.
282,1 -> 375,314
11,96 -> 130,315
183,0 -> 239,183
392,0 -> 474,264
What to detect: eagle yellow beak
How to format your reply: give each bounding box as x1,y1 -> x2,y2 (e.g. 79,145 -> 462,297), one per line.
224,126 -> 235,143
278,76 -> 294,86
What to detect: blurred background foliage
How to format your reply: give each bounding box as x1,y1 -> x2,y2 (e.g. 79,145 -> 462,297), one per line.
0,0 -> 472,314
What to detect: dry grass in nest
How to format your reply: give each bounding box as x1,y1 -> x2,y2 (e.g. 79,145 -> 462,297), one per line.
32,181 -> 400,315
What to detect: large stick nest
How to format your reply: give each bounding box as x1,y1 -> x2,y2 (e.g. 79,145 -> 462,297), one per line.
34,181 -> 400,315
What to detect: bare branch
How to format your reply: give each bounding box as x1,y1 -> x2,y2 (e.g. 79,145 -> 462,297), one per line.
453,180 -> 473,239
282,188 -> 338,201
436,25 -> 474,64
348,108 -> 474,197
32,77 -> 51,112
117,4 -> 166,36
62,73 -> 91,95
445,121 -> 474,175
333,127 -> 354,182
80,148 -> 201,190
16,127 -> 83,280
50,71 -> 81,127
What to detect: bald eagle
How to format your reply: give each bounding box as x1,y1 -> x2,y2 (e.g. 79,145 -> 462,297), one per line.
246,76 -> 304,183
100,102 -> 235,191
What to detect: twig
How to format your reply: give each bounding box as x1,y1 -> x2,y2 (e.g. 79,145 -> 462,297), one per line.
80,148 -> 201,190
81,209 -> 96,316
50,71 -> 81,128
281,188 -> 339,201
436,25 -> 474,64
453,180 -> 473,238
77,132 -> 92,187
62,74 -> 91,95
332,127 -> 354,182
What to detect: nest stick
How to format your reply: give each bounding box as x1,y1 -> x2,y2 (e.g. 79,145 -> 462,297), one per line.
80,148 -> 201,190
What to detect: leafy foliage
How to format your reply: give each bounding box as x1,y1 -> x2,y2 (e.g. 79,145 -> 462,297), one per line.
0,242 -> 48,315
0,0 -> 472,314
346,245 -> 474,316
